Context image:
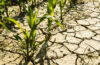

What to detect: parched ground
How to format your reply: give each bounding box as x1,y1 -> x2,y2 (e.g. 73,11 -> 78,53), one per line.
0,0 -> 100,65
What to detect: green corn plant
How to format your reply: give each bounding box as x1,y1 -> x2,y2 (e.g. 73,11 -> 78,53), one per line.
59,0 -> 66,23
47,0 -> 62,31
6,6 -> 45,64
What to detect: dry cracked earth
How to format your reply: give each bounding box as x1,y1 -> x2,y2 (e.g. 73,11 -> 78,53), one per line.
0,0 -> 100,65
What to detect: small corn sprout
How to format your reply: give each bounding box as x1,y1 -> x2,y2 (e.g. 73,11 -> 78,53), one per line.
6,6 -> 45,64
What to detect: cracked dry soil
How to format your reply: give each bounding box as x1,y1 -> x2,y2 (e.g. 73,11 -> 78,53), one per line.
0,0 -> 100,65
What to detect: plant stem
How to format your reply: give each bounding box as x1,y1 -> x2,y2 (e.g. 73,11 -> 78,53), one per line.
48,17 -> 52,31
60,9 -> 63,23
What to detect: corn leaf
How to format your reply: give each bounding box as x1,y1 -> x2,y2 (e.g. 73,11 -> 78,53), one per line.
14,34 -> 27,50
47,0 -> 58,16
48,17 -> 54,30
37,40 -> 45,46
14,34 -> 22,41
27,6 -> 33,28
22,41 -> 27,50
59,0 -> 66,10
25,29 -> 29,38
27,6 -> 39,29
6,18 -> 24,33
55,19 -> 63,28
37,14 -> 49,25
32,7 -> 39,28
0,21 -> 8,31
23,29 -> 29,43
33,30 -> 36,37
6,18 -> 28,42
0,1 -> 4,6
18,48 -> 26,56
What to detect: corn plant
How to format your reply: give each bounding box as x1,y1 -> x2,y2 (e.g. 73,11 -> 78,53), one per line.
6,6 -> 45,64
59,0 -> 66,23
47,0 -> 62,31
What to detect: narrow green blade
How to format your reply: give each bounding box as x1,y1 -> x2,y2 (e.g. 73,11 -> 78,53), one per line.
0,21 -> 9,31
55,19 -> 63,28
6,18 -> 24,33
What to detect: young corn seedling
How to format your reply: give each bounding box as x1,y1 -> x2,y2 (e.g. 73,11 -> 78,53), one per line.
47,0 -> 63,31
7,6 -> 45,64
59,0 -> 66,23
